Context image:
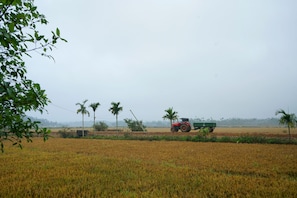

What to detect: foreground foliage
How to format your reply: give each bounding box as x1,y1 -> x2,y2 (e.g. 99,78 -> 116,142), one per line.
0,138 -> 296,197
0,0 -> 65,151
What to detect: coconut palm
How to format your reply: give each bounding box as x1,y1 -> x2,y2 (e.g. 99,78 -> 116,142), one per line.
89,102 -> 100,126
76,99 -> 90,137
109,102 -> 123,130
275,109 -> 297,141
163,107 -> 178,128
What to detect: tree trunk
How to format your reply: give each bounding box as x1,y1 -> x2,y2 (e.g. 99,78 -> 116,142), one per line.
288,125 -> 291,141
82,114 -> 84,137
93,111 -> 96,127
116,115 -> 118,131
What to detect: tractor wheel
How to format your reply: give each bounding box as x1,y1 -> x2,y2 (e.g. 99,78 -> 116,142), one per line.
180,124 -> 190,132
209,127 -> 214,132
171,127 -> 178,132
186,126 -> 191,132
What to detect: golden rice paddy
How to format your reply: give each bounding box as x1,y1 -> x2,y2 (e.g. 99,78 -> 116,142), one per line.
0,128 -> 296,197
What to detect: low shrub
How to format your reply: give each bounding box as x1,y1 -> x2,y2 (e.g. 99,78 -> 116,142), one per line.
198,127 -> 210,139
181,136 -> 193,141
124,119 -> 146,131
71,132 -> 297,145
94,122 -> 108,131
219,136 -> 233,143
58,128 -> 75,138
237,136 -> 267,144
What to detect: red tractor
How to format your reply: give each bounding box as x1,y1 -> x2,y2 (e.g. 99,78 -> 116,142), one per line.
171,118 -> 191,132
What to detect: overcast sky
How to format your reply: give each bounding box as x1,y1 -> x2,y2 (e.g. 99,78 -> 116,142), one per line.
26,0 -> 297,123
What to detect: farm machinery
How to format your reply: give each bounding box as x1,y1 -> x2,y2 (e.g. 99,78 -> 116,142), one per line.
171,118 -> 216,132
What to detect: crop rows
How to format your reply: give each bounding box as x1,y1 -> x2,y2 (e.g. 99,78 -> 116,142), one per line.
0,138 -> 296,197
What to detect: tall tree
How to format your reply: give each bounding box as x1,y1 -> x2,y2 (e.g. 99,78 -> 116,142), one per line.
275,109 -> 297,141
76,99 -> 90,137
89,102 -> 100,127
109,102 -> 123,130
0,0 -> 66,151
163,107 -> 178,129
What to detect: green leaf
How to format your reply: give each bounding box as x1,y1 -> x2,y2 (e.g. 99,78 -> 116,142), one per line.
61,38 -> 68,42
56,28 -> 60,37
34,31 -> 39,40
8,23 -> 15,32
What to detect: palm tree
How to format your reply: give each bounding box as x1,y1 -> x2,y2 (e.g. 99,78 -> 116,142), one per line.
163,107 -> 178,129
275,109 -> 297,141
109,102 -> 123,131
89,102 -> 100,127
76,99 -> 90,137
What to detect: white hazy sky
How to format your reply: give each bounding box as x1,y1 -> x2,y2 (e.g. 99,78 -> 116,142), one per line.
26,0 -> 297,123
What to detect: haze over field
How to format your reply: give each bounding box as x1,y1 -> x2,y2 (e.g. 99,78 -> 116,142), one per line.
26,0 -> 297,123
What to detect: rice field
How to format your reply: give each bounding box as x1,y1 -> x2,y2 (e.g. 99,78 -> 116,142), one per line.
0,132 -> 297,197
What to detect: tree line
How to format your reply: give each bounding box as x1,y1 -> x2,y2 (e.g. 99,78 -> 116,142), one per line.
75,100 -> 123,136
